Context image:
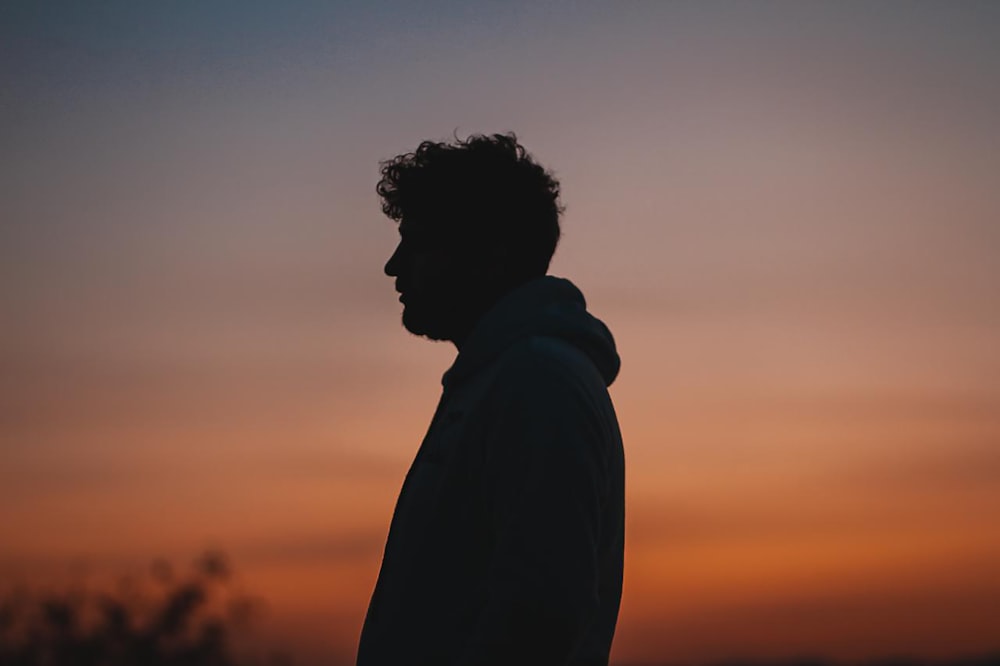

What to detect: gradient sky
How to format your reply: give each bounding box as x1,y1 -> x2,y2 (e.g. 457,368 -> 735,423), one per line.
2,2 -> 999,664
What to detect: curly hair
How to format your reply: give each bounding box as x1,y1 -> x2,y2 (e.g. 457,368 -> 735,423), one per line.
376,132 -> 563,279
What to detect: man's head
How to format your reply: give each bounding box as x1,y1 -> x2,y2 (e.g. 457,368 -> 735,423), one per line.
378,132 -> 563,345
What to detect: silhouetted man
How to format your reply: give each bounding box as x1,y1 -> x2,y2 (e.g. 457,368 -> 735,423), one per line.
357,133 -> 624,666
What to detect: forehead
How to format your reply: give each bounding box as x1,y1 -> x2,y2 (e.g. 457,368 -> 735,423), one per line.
398,197 -> 460,234
398,215 -> 443,239
396,220 -> 437,251
397,219 -> 420,241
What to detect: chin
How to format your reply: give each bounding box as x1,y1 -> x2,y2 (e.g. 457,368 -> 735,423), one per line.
402,305 -> 453,342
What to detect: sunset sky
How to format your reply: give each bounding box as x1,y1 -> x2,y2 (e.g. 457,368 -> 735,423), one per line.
2,2 -> 999,664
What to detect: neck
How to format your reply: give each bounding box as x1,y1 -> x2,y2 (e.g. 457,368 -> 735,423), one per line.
448,282 -> 514,352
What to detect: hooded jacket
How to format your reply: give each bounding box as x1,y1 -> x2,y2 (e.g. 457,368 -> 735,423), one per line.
357,276 -> 625,666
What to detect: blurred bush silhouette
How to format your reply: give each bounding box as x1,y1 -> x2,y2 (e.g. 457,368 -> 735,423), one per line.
3,551 -> 997,666
0,551 -> 291,666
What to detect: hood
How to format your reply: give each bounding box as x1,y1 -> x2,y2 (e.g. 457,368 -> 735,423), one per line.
441,276 -> 620,390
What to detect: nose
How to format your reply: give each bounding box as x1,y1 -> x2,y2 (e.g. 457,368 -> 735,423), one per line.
384,242 -> 402,277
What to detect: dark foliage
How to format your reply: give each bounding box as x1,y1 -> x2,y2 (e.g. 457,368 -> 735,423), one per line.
0,552 -> 291,666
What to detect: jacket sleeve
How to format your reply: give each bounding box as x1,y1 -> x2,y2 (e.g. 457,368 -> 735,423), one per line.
456,351 -> 610,666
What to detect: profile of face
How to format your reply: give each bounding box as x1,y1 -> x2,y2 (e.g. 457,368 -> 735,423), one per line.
384,219 -> 489,343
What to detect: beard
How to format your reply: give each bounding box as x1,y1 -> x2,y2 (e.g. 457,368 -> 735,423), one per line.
400,297 -> 460,342
396,271 -> 503,345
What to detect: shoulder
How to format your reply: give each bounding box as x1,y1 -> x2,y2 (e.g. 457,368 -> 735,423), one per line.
480,338 -> 619,471
487,335 -> 608,411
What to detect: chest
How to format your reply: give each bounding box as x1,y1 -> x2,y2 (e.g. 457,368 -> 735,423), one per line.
392,384 -> 496,544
